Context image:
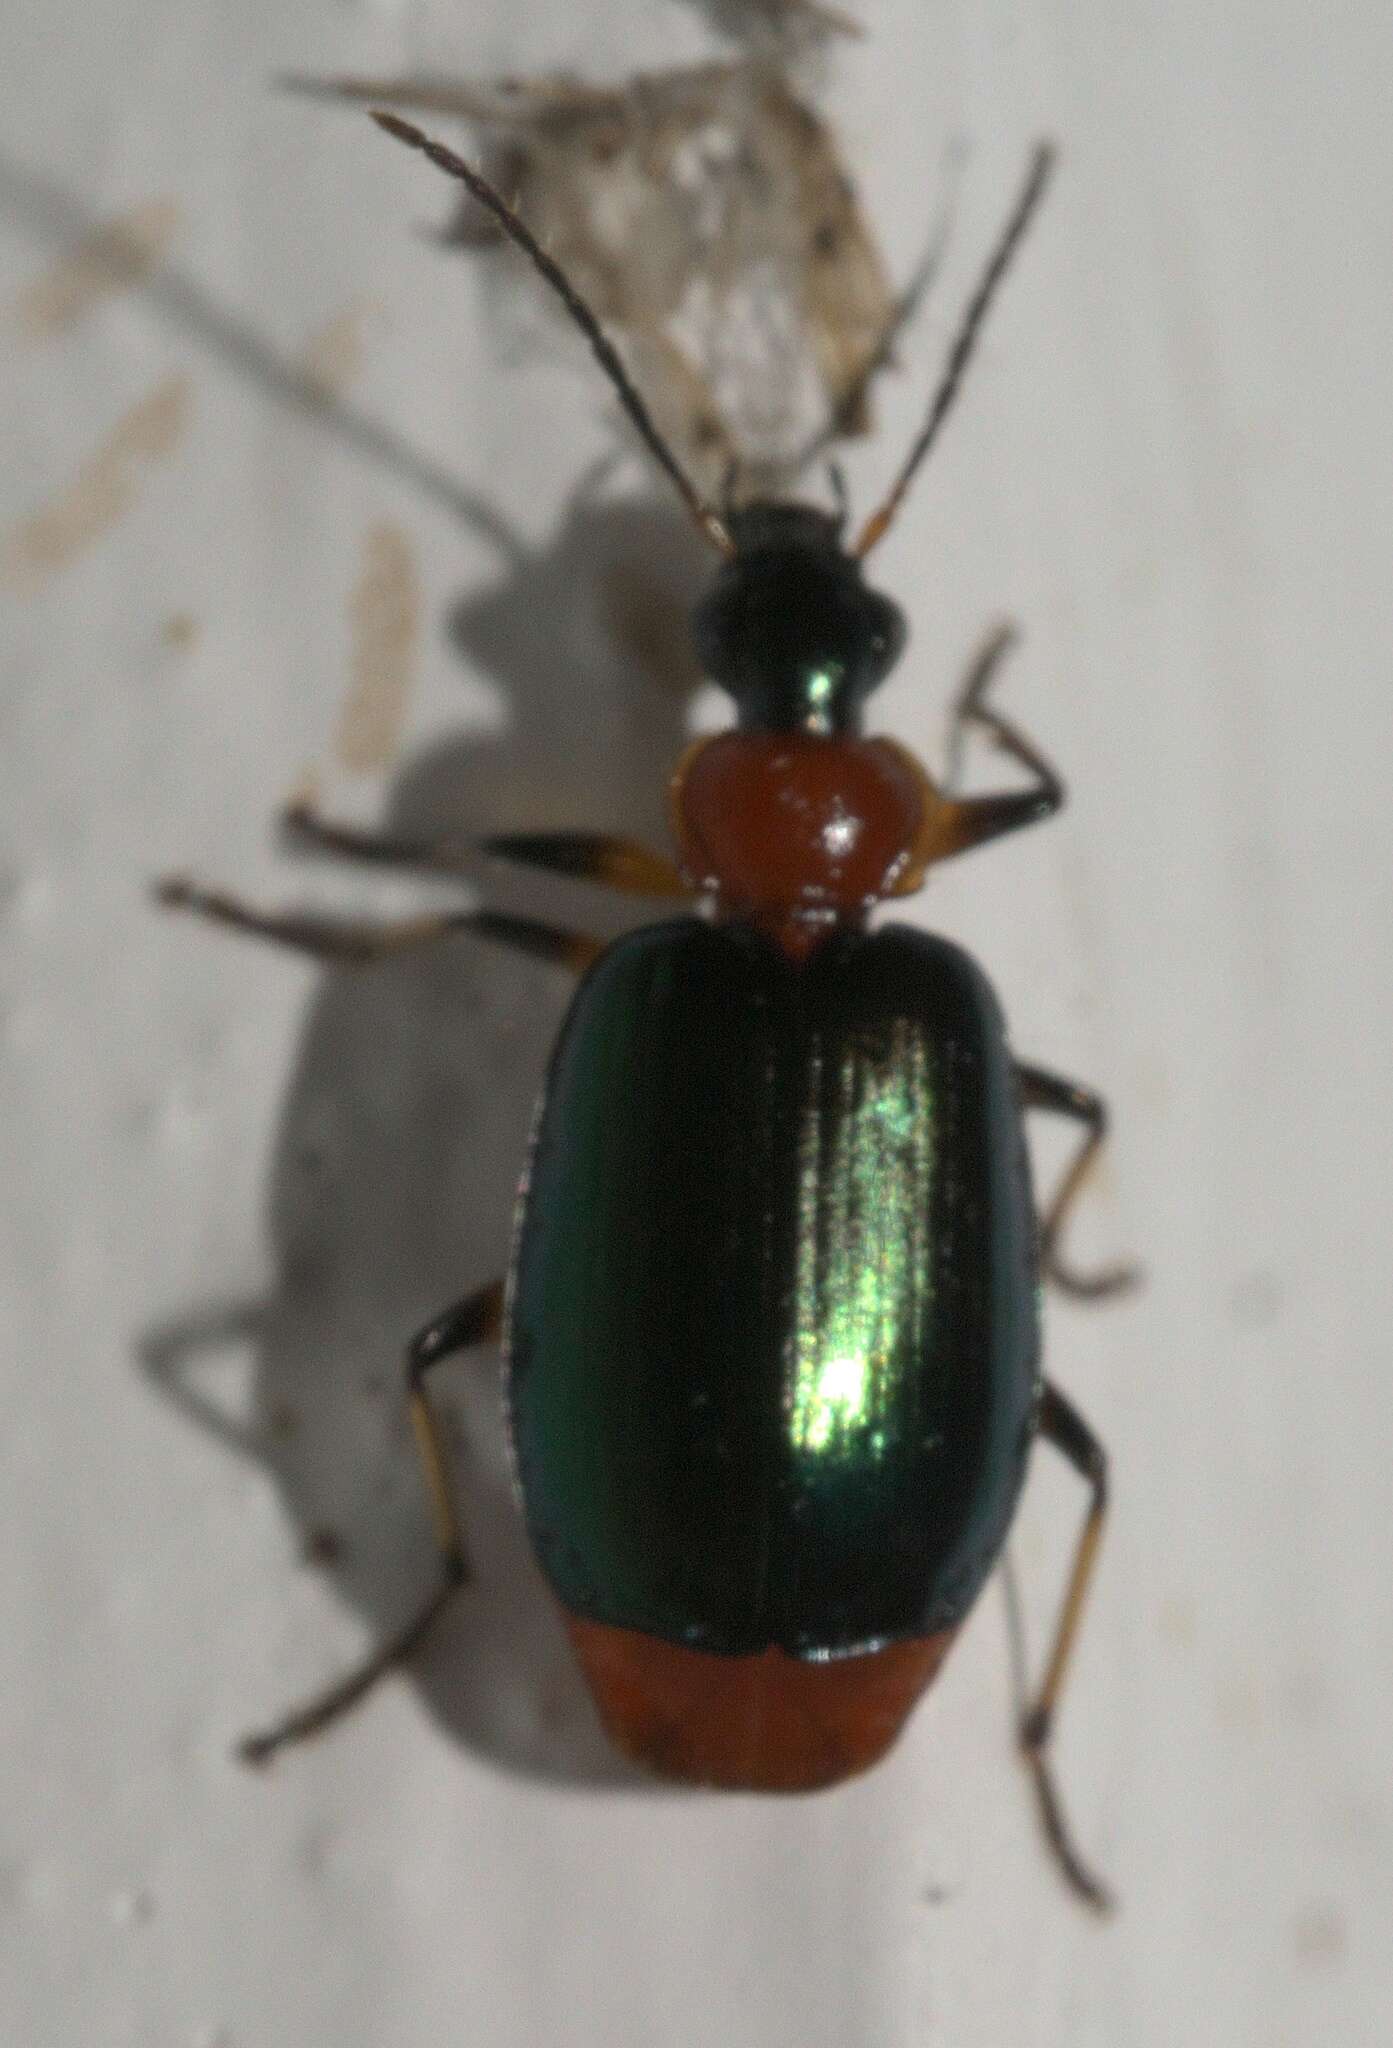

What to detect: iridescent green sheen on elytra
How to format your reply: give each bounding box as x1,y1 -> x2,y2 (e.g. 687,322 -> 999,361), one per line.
506,920 -> 1040,1659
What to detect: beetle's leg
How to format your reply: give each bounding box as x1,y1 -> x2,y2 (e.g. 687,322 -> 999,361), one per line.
1016,1062 -> 1141,1300
155,875 -> 602,973
1021,1381 -> 1112,1913
929,623 -> 1064,862
238,1280 -> 504,1766
282,802 -> 692,900
482,831 -> 692,898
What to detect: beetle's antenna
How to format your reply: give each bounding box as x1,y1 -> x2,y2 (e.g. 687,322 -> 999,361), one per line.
853,143 -> 1055,559
372,111 -> 735,557
791,224 -> 946,481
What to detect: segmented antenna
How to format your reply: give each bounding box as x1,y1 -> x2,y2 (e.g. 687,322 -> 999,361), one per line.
371,112 -> 734,557
853,143 -> 1055,559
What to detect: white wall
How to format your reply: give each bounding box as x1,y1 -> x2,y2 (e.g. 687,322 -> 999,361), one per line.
2,2 -> 1389,2043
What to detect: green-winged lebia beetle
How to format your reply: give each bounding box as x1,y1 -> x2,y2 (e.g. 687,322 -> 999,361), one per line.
159,115 -> 1137,1912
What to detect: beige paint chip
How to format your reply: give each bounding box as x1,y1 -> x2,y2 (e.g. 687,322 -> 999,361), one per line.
300,298 -> 383,403
4,375 -> 191,594
13,199 -> 181,339
333,524 -> 420,773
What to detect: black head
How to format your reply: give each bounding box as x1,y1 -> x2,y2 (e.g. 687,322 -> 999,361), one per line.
693,503 -> 907,733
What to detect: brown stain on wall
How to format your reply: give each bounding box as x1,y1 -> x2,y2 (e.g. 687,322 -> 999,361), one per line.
1290,1901 -> 1347,1970
161,612 -> 200,652
4,374 -> 191,594
13,199 -> 181,338
333,524 -> 420,773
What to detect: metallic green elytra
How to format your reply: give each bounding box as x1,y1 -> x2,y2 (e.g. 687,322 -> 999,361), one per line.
507,919 -> 1040,1659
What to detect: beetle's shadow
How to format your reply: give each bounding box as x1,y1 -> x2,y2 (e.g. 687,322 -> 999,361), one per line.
142,488 -> 711,1789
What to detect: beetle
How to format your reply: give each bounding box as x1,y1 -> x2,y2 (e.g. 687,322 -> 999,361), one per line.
159,114 -> 1136,1911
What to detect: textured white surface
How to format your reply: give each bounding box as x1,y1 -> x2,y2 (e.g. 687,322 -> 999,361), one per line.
3,2 -> 1391,2044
